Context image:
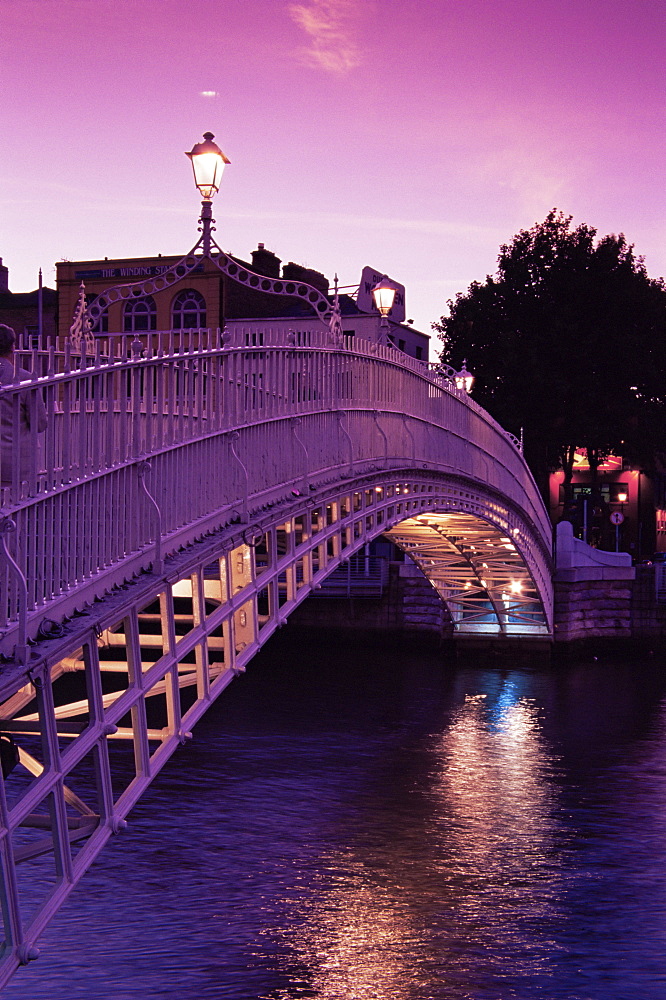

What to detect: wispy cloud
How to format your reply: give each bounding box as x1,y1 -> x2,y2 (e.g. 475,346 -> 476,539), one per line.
493,152 -> 568,219
288,0 -> 364,74
468,114 -> 574,220
220,206 -> 504,245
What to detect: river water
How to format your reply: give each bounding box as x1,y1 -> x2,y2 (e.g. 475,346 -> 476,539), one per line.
6,629 -> 666,1000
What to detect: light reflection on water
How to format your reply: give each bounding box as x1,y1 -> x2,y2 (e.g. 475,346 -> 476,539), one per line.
274,682 -> 564,998
428,691 -> 562,979
5,632 -> 666,1000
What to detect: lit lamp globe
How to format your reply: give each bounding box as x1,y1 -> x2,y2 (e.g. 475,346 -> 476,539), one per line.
185,132 -> 230,201
371,275 -> 397,317
454,360 -> 474,394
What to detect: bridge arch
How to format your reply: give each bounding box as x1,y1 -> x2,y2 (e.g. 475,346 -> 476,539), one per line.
0,328 -> 553,658
0,329 -> 557,981
36,467 -> 551,719
3,466 -> 551,760
283,472 -> 554,638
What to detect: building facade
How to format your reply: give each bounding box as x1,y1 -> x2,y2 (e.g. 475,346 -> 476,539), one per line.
0,258 -> 57,346
56,244 -> 430,360
549,450 -> 664,562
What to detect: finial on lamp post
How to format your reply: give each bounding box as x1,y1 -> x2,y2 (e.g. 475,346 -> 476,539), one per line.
69,282 -> 95,352
328,274 -> 344,346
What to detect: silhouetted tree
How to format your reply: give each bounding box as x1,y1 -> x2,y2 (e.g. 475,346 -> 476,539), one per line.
434,210 -> 666,502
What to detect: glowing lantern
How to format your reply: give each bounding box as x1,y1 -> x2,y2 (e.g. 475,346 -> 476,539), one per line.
454,360 -> 474,394
371,276 -> 397,317
186,132 -> 230,201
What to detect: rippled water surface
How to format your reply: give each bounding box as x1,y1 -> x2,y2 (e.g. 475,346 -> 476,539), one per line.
6,630 -> 666,999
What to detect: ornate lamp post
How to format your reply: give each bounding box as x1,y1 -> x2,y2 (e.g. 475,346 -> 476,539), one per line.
185,132 -> 230,256
454,360 -> 474,394
435,359 -> 475,394
74,133 -> 341,339
371,275 -> 397,347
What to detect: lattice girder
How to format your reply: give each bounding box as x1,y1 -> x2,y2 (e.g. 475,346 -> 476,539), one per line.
386,513 -> 549,634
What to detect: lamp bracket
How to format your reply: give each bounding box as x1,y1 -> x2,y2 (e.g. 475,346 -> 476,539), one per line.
437,362 -> 459,385
83,203 -> 334,331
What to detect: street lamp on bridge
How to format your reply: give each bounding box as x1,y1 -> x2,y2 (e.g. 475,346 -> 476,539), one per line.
371,275 -> 397,348
186,131 -> 230,200
185,131 -> 230,257
454,360 -> 474,394
77,132 -> 341,339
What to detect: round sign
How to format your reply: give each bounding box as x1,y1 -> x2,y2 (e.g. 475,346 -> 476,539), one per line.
610,511 -> 624,525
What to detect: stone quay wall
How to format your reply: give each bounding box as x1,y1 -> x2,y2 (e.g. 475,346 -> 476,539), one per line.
554,567 -> 666,647
553,578 -> 633,642
551,522 -> 666,647
630,565 -> 666,642
290,561 -> 452,638
552,521 -> 635,644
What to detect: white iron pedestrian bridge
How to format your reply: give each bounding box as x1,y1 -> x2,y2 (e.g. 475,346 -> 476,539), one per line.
0,324 -> 553,985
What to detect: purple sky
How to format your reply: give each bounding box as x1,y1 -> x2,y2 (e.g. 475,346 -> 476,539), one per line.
1,0 -> 664,337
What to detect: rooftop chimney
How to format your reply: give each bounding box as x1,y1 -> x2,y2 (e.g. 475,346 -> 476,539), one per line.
282,262 -> 329,296
251,244 -> 281,278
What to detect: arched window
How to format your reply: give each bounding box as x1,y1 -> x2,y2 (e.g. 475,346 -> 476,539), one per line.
92,305 -> 108,333
171,289 -> 206,330
123,295 -> 157,332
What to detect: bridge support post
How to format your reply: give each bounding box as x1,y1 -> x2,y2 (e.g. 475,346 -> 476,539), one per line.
290,418 -> 310,493
228,432 -> 249,523
336,411 -> 354,476
136,461 -> 164,575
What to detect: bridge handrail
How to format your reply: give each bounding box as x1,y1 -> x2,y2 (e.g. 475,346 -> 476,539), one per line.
15,328 -> 526,450
7,329 -> 548,524
0,327 -> 550,646
9,332 -> 527,469
5,329 -> 548,527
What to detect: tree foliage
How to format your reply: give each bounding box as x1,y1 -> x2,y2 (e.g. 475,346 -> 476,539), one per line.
434,210 -> 666,494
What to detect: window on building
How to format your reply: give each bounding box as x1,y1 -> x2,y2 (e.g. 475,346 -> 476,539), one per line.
92,306 -> 108,333
398,339 -> 406,352
172,289 -> 206,330
123,295 -> 157,332
415,346 -> 423,360
566,483 -> 629,505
